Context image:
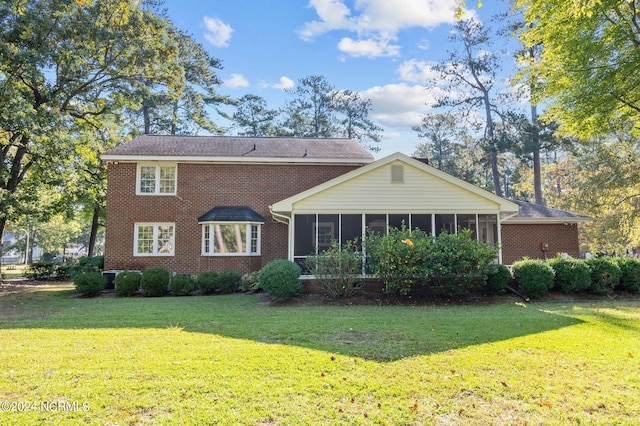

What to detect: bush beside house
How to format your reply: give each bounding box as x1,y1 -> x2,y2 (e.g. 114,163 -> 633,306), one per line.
258,260 -> 302,299
115,271 -> 141,297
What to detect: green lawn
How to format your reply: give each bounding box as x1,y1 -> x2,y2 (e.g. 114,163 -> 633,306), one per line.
1,285 -> 639,425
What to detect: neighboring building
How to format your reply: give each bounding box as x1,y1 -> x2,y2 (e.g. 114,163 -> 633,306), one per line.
101,135 -> 588,276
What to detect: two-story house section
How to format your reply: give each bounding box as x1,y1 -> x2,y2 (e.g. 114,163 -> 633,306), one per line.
102,135 -> 589,277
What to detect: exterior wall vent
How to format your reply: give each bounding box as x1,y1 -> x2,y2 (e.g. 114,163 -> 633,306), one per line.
391,165 -> 404,183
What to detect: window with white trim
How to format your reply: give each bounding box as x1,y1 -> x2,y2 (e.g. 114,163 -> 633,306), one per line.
134,223 -> 175,256
137,164 -> 176,195
201,223 -> 261,256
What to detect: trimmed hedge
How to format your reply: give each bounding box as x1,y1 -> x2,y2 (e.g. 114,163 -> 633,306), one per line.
115,271 -> 141,297
171,274 -> 195,296
258,260 -> 302,299
548,256 -> 591,293
141,268 -> 170,297
216,272 -> 242,294
74,272 -> 106,297
617,257 -> 640,293
585,257 -> 621,295
512,259 -> 555,299
196,272 -> 219,295
485,263 -> 511,295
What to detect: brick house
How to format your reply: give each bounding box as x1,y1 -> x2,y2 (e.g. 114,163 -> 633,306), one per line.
101,135 -> 589,277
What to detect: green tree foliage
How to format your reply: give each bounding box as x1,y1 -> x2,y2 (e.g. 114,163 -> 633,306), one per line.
545,133 -> 640,254
515,0 -> 640,138
280,75 -> 382,151
0,0 -> 183,274
282,75 -> 337,138
413,113 -> 478,179
130,26 -> 231,136
333,90 -> 382,152
230,94 -> 279,137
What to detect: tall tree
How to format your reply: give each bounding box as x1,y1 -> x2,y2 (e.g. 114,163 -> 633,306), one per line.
280,75 -> 382,150
282,75 -> 337,138
413,113 -> 465,175
545,132 -> 640,254
333,90 -> 382,152
428,17 -> 510,196
130,26 -> 231,136
0,0 -> 182,275
230,94 -> 279,137
515,0 -> 640,138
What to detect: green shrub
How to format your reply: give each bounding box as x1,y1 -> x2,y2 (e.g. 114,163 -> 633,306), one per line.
69,256 -> 104,276
366,227 -> 499,297
196,272 -> 219,295
617,257 -> 640,293
365,227 -> 433,295
485,264 -> 511,295
140,268 -> 170,297
428,230 -> 500,297
548,256 -> 591,293
26,260 -> 74,280
511,259 -> 555,299
114,271 -> 141,297
585,257 -> 621,295
239,271 -> 260,292
305,240 -> 363,298
26,260 -> 56,280
215,272 -> 242,294
73,272 -> 106,297
171,274 -> 195,296
258,260 -> 302,299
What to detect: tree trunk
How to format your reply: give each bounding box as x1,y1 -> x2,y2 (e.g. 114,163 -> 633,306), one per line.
88,203 -> 100,257
483,91 -> 503,197
0,219 -> 5,281
143,98 -> 151,135
531,103 -> 543,205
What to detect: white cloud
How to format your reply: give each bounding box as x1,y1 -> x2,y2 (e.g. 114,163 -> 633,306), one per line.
300,0 -> 461,58
337,36 -> 400,58
273,76 -> 295,90
360,83 -> 443,128
397,59 -> 441,84
203,16 -> 234,47
261,76 -> 295,91
223,74 -> 250,88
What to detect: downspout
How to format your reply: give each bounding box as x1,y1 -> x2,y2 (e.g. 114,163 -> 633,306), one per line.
269,206 -> 293,261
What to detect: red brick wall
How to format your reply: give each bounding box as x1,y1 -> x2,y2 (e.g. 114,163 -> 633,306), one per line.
501,223 -> 581,265
104,162 -> 361,275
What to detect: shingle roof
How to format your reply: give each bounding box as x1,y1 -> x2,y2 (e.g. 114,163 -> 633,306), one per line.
102,135 -> 374,162
504,200 -> 591,223
198,206 -> 265,223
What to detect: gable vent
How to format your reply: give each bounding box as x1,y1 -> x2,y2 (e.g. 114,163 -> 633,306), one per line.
391,165 -> 404,183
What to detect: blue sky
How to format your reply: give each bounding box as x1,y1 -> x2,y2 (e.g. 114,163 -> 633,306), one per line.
161,0 -> 516,158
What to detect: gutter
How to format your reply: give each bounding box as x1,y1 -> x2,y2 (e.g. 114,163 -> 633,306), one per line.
268,206 -> 290,225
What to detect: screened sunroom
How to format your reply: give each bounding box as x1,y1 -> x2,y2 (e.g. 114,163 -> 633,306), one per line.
270,153 -> 519,272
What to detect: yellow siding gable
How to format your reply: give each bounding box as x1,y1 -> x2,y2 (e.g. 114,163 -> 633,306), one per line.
292,160 -> 502,214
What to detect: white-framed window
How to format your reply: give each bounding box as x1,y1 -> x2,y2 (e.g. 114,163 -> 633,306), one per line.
136,163 -> 177,195
134,223 -> 175,256
201,223 -> 261,256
